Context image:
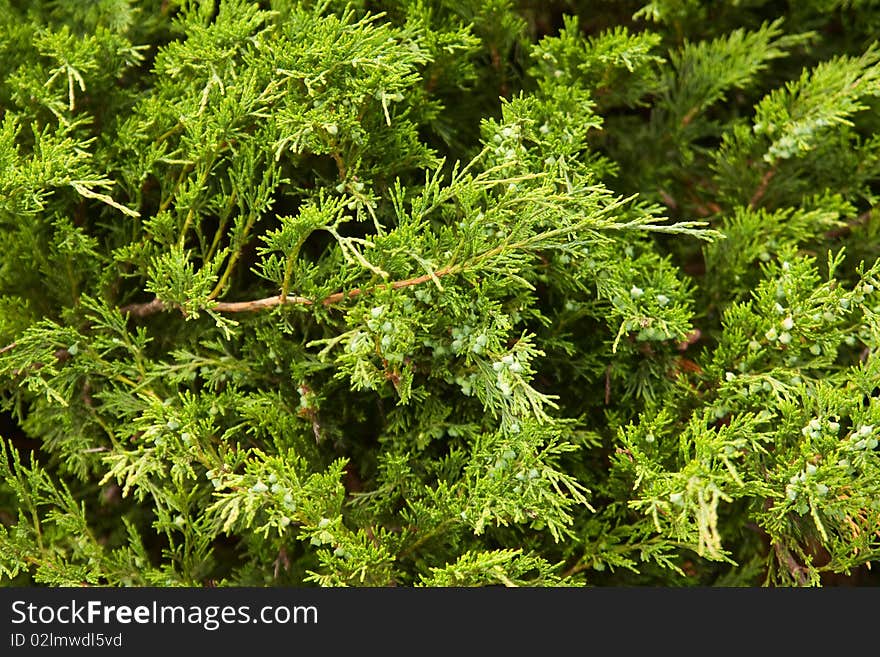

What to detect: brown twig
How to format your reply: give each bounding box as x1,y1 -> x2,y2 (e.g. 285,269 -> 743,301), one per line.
119,297 -> 167,318
0,342 -> 17,355
273,546 -> 290,579
119,265 -> 455,318
331,151 -> 346,180
604,364 -> 612,405
825,208 -> 874,240
561,559 -> 590,579
749,167 -> 776,209
658,189 -> 678,211
773,541 -> 809,586
319,266 -> 451,306
680,106 -> 699,127
212,295 -> 313,312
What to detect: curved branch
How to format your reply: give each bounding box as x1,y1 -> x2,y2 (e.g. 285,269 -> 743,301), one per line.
118,265 -> 455,318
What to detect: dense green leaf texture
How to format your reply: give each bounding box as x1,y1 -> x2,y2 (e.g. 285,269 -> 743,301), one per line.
1,0 -> 880,587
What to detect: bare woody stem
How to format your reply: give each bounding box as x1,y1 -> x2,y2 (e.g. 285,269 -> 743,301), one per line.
120,218 -> 601,319
749,166 -> 776,209
214,294 -> 313,312
119,265 -> 455,318
120,297 -> 167,318
773,540 -> 809,586
320,265 -> 452,305
824,208 -> 874,239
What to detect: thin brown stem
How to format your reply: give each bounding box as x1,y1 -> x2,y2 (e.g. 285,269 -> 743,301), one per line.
604,364 -> 612,405
561,560 -> 591,579
213,295 -> 313,312
118,265 -> 457,318
331,151 -> 346,180
680,106 -> 699,127
825,208 -> 874,239
773,540 -> 809,586
319,265 -> 453,306
120,297 -> 167,317
749,167 -> 776,209
0,342 -> 17,355
119,212 -> 602,320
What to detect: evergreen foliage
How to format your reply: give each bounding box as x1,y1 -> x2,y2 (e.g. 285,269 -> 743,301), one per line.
2,0 -> 880,587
